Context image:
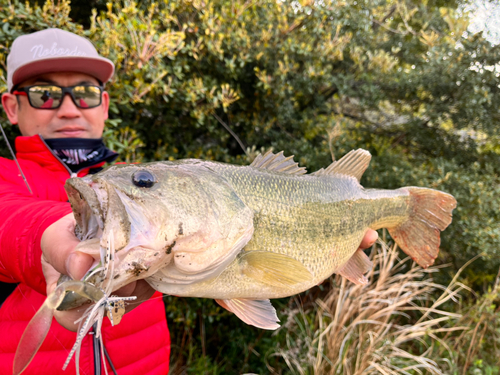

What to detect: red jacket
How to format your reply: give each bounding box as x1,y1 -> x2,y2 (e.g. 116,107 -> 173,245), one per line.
0,135 -> 170,375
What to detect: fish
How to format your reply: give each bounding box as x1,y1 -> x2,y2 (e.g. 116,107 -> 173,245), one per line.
14,149 -> 456,374
65,148 -> 456,326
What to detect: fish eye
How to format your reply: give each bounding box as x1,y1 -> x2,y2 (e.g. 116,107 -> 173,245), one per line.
132,170 -> 156,188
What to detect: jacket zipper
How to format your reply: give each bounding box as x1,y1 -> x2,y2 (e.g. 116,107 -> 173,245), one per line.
39,135 -> 88,178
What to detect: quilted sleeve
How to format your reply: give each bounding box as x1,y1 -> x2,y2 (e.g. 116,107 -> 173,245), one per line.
0,160 -> 72,295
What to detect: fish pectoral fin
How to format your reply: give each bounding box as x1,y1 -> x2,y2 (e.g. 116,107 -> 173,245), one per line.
240,251 -> 313,288
311,149 -> 371,182
337,249 -> 373,285
215,298 -> 280,330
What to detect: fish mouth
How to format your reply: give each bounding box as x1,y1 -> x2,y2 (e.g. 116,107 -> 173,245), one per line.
65,177 -> 105,242
60,177 -> 107,311
65,177 -> 131,249
59,177 -> 132,310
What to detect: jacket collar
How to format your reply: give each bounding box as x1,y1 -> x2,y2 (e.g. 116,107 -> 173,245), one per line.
15,134 -> 106,176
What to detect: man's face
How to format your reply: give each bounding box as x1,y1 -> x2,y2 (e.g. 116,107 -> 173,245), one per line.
2,72 -> 109,138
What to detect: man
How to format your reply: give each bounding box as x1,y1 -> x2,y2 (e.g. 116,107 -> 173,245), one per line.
0,28 -> 170,375
0,28 -> 377,374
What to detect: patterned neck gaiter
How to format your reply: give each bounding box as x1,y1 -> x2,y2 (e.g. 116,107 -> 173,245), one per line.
44,138 -> 118,173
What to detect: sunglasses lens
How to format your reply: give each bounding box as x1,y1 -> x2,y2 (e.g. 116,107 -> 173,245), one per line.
27,85 -> 102,109
28,86 -> 62,109
72,85 -> 102,108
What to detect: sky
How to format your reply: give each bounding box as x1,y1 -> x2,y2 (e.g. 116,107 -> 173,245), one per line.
466,0 -> 500,45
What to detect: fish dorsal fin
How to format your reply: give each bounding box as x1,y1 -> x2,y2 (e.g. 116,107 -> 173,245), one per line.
250,150 -> 307,175
215,298 -> 280,330
240,251 -> 313,288
312,149 -> 371,181
337,249 -> 373,285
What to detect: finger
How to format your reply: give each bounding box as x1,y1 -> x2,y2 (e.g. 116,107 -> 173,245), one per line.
112,280 -> 155,314
359,229 -> 378,250
53,303 -> 92,332
134,280 -> 156,303
41,213 -> 93,280
41,257 -> 64,295
41,213 -> 79,274
41,260 -> 93,332
66,252 -> 94,281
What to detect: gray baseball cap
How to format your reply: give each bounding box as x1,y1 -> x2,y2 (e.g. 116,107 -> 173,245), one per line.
6,28 -> 114,92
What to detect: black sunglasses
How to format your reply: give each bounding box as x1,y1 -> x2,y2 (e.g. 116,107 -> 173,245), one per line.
13,84 -> 104,109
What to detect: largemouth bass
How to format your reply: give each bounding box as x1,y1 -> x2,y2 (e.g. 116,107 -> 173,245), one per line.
14,149 -> 456,374
67,149 -> 456,328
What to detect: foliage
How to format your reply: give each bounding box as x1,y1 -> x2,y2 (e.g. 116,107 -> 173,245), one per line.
439,265 -> 500,374
164,294 -> 293,374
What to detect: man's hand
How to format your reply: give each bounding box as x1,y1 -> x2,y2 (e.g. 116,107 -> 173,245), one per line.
41,213 -> 93,283
359,229 -> 378,251
41,213 -> 154,331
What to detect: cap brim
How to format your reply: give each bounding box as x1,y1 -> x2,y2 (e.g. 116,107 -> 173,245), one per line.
11,56 -> 114,90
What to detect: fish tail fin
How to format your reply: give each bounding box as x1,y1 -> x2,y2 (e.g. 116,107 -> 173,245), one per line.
13,286 -> 66,375
388,187 -> 456,268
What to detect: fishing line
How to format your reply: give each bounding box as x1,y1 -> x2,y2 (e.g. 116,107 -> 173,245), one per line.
0,122 -> 32,195
212,112 -> 248,156
124,293 -> 165,307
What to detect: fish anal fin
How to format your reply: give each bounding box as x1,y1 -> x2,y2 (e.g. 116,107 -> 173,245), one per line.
337,249 -> 373,285
241,251 -> 312,288
312,149 -> 371,181
215,298 -> 280,330
250,150 -> 307,175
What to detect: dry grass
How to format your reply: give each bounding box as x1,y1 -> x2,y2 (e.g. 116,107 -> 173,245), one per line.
444,266 -> 500,374
270,238 -> 471,375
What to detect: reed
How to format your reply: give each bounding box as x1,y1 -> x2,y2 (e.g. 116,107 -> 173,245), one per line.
271,238 -> 470,375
